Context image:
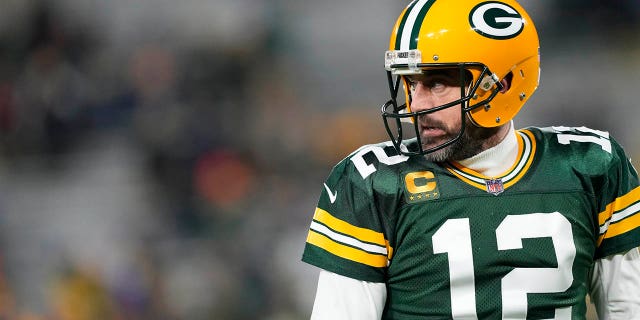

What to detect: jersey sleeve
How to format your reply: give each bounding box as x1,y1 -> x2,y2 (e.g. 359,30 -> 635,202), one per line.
595,135 -> 640,258
302,148 -> 397,283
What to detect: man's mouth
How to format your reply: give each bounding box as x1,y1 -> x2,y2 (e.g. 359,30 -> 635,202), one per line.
420,126 -> 448,138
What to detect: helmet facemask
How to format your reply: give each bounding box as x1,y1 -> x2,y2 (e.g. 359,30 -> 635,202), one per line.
383,0 -> 540,157
381,62 -> 504,157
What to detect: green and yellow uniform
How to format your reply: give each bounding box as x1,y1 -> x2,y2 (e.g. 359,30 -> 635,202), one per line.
302,126 -> 640,319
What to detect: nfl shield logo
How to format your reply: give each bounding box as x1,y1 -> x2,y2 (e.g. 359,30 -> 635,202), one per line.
485,178 -> 504,195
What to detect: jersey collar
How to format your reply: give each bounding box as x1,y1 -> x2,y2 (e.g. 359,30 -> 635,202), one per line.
445,129 -> 536,192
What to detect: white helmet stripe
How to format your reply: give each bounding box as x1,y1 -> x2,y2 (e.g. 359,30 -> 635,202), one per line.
399,0 -> 434,50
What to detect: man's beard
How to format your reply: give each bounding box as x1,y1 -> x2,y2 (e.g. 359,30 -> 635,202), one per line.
420,116 -> 501,162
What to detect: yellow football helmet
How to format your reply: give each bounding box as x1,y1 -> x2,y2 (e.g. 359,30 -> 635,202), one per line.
381,0 -> 539,156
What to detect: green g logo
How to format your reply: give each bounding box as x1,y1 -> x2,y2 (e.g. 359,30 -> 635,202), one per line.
469,1 -> 524,39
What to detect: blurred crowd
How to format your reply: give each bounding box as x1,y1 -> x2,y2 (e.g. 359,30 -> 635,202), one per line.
0,0 -> 637,319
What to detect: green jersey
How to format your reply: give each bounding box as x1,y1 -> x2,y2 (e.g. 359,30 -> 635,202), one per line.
302,126 -> 640,319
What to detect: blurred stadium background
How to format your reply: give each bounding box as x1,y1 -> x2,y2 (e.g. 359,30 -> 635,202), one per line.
0,0 -> 637,319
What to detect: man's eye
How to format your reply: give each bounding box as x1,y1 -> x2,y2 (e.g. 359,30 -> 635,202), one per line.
406,75 -> 455,93
407,78 -> 418,90
430,82 -> 447,93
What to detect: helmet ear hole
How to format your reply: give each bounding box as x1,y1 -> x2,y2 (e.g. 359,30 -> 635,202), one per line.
500,72 -> 514,93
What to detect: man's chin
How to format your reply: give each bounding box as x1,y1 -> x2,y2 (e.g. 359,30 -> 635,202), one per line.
421,143 -> 454,162
420,136 -> 454,152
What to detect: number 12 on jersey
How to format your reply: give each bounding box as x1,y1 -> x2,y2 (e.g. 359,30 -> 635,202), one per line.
554,126 -> 611,154
432,212 -> 576,319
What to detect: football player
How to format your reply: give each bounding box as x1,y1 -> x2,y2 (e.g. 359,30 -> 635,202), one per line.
302,0 -> 640,319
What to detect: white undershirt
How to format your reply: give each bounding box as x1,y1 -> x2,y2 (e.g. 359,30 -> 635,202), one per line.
457,121 -> 517,177
311,122 -> 640,319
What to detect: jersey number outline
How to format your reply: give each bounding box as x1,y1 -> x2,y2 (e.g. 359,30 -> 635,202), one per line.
553,126 -> 611,154
350,142 -> 409,179
432,212 -> 576,319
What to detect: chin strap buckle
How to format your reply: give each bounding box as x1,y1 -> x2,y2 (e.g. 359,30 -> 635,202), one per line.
479,73 -> 500,91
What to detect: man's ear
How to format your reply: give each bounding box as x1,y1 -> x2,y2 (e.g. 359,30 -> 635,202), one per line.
499,72 -> 513,93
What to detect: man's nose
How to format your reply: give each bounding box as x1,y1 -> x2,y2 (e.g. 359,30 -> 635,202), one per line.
411,84 -> 436,111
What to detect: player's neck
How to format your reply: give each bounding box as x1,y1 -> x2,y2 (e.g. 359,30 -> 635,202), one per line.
457,121 -> 517,177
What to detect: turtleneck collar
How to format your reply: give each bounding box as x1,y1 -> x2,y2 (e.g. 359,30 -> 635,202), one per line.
457,121 -> 517,177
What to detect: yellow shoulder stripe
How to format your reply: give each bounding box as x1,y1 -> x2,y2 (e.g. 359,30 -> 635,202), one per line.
597,214 -> 640,246
313,207 -> 387,247
598,186 -> 640,225
597,186 -> 640,245
307,231 -> 388,268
